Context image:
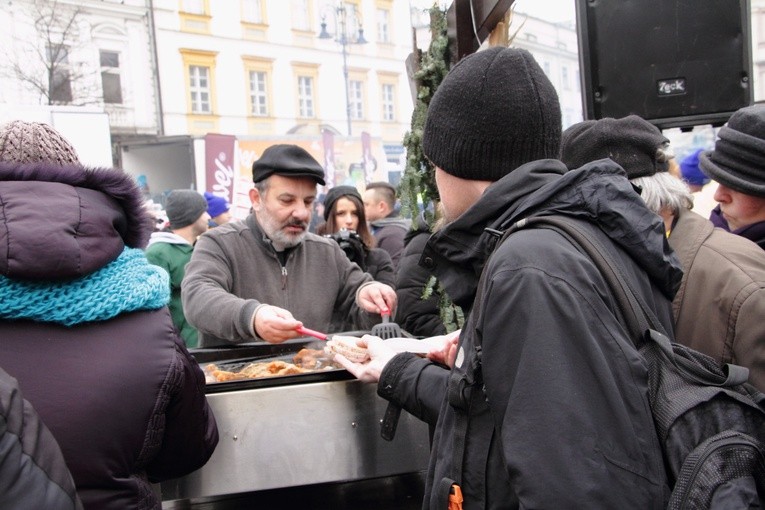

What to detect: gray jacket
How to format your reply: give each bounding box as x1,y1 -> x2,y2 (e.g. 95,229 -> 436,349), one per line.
183,214 -> 376,347
370,215 -> 411,269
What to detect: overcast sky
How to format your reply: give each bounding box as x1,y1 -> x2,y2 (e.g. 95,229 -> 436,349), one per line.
512,0 -> 576,23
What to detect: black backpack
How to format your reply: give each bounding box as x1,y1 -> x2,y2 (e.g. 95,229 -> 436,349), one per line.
505,215 -> 765,509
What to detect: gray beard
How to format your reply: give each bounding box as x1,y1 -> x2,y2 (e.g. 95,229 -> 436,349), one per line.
269,230 -> 306,251
256,212 -> 307,251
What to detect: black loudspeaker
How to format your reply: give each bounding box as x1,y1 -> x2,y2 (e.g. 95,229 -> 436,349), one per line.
576,0 -> 753,129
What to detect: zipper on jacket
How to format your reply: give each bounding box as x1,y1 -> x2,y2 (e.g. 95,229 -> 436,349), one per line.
281,265 -> 288,290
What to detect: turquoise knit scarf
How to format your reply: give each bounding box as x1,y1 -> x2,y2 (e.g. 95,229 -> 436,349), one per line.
0,247 -> 170,326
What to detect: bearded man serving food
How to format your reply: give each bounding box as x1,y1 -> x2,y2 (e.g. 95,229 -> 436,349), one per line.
182,144 -> 396,347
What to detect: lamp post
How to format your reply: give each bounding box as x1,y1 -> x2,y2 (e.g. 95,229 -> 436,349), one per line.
318,3 -> 367,136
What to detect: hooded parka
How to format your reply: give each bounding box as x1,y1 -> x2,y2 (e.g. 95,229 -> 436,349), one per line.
378,160 -> 683,509
0,161 -> 219,509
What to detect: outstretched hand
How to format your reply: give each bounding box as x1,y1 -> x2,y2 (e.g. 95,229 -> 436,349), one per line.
333,335 -> 397,383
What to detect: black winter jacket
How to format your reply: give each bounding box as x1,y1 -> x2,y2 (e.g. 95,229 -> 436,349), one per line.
378,160 -> 683,509
395,212 -> 447,337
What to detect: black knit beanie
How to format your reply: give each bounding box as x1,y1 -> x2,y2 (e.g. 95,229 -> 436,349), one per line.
699,104 -> 765,197
323,185 -> 362,221
422,47 -> 561,181
560,115 -> 670,178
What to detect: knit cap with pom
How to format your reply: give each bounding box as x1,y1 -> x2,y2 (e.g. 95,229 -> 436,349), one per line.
0,120 -> 80,165
422,47 -> 561,181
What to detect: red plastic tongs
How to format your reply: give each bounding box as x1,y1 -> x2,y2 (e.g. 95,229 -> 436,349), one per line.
295,325 -> 329,341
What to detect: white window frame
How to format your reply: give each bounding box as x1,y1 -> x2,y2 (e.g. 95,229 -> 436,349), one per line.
381,82 -> 395,121
189,65 -> 211,113
298,75 -> 314,118
349,79 -> 364,120
249,70 -> 268,116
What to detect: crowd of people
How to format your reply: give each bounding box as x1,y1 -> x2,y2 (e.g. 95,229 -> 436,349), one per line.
0,44 -> 764,509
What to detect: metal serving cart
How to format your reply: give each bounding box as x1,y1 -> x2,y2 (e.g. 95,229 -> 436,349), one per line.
160,336 -> 431,509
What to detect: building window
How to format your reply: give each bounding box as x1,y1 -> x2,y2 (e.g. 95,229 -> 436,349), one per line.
47,44 -> 72,103
343,2 -> 362,40
100,50 -> 123,104
242,0 -> 263,23
562,66 -> 570,90
381,83 -> 395,121
179,0 -> 210,33
377,8 -> 389,43
292,0 -> 310,31
189,65 -> 211,113
298,75 -> 314,118
249,70 -> 268,116
181,0 -> 205,14
349,80 -> 364,120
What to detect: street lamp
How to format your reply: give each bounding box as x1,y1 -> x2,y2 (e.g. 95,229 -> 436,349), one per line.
318,2 -> 367,136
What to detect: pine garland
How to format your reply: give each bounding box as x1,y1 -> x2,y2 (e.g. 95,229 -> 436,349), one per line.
399,6 -> 450,226
400,6 -> 464,333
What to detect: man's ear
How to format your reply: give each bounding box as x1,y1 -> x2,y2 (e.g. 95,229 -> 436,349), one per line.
249,187 -> 262,211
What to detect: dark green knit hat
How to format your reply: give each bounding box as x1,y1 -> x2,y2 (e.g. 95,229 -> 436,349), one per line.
422,47 -> 562,181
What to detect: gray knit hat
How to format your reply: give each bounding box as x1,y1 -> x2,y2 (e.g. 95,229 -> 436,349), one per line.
0,120 -> 80,165
422,47 -> 562,181
699,104 -> 765,197
165,190 -> 208,229
560,115 -> 670,178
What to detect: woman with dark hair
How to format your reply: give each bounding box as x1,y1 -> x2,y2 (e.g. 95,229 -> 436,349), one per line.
317,185 -> 395,289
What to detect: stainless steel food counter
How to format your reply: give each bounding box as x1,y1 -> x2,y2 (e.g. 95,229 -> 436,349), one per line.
160,337 -> 431,509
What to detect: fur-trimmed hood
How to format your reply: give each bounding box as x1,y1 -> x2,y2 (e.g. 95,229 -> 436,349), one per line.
0,161 -> 153,281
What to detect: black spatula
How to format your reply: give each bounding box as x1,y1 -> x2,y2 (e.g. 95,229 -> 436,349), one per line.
370,308 -> 402,340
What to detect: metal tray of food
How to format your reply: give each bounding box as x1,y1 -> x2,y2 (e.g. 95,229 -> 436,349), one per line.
192,334 -> 368,393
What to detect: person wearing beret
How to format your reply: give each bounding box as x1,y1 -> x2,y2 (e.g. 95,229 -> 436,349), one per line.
700,104 -> 765,251
145,190 -> 210,348
334,47 -> 679,508
182,144 -> 397,346
562,114 -> 765,392
317,185 -> 395,331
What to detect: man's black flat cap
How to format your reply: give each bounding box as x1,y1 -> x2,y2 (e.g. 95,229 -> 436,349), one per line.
252,144 -> 326,185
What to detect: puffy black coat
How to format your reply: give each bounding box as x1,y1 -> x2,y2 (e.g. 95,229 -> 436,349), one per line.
379,160 -> 683,509
395,212 -> 447,337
